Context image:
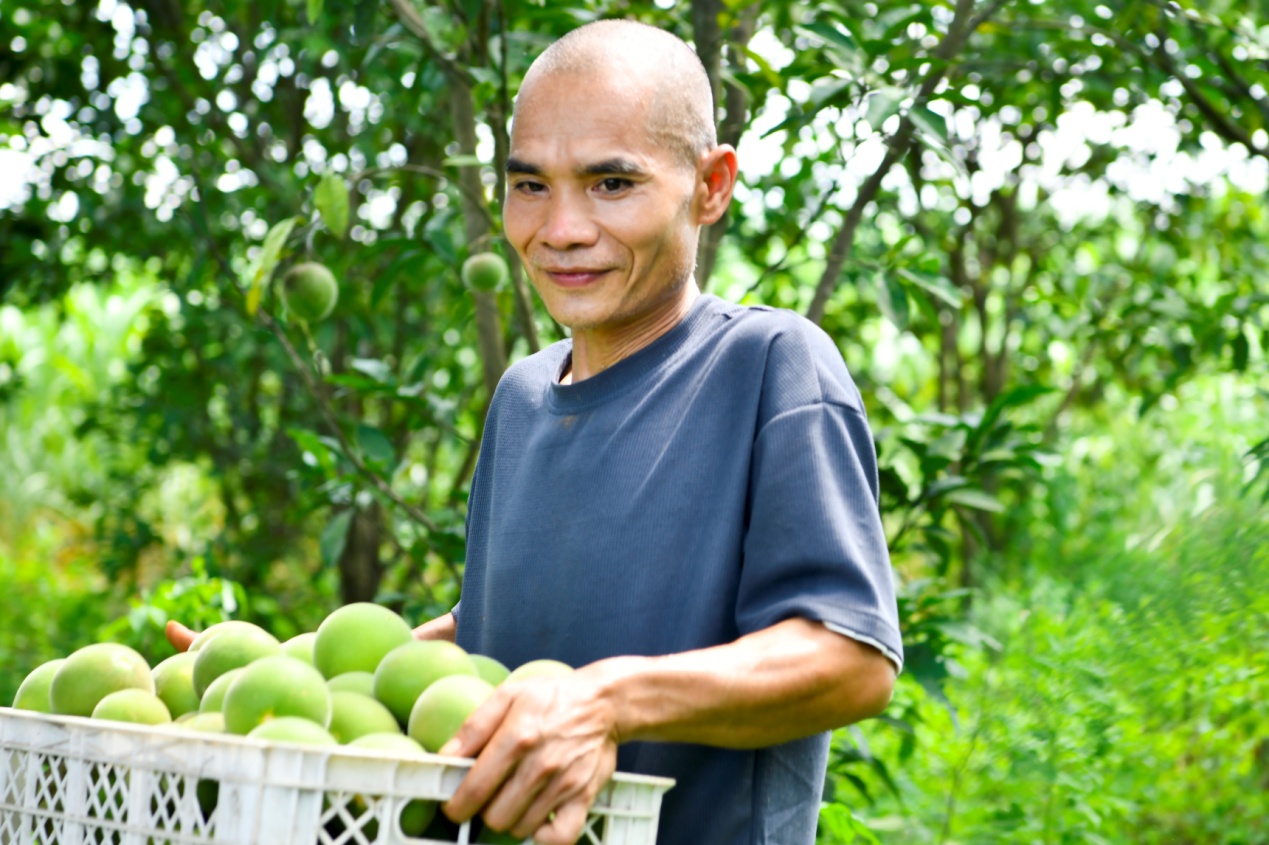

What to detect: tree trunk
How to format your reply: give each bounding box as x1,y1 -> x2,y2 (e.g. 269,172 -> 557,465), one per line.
338,503 -> 383,604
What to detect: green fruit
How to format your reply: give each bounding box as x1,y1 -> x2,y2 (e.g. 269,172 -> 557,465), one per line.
470,654 -> 510,687
189,620 -> 267,652
222,655 -> 332,735
347,733 -> 426,756
247,716 -> 337,746
199,667 -> 246,713
50,644 -> 154,718
461,253 -> 509,292
346,734 -> 435,837
407,675 -> 494,753
373,640 -> 479,725
92,689 -> 172,725
280,262 -> 339,323
192,625 -> 281,697
13,658 -> 65,712
505,659 -> 573,683
178,712 -> 226,733
281,632 -> 318,666
327,671 -> 376,697
313,603 -> 413,680
326,692 -> 401,743
152,652 -> 200,718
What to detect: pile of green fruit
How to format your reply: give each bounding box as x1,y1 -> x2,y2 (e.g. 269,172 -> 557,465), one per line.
6,602 -> 572,839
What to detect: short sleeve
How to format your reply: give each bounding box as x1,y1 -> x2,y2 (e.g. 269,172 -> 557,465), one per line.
736,400 -> 903,671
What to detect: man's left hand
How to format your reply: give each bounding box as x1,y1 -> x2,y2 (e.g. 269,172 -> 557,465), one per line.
438,671 -> 619,844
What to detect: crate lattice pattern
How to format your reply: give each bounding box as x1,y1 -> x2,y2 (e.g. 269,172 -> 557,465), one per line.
0,710 -> 669,845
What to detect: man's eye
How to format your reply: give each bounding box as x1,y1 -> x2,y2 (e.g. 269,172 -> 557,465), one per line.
514,180 -> 545,193
598,178 -> 632,192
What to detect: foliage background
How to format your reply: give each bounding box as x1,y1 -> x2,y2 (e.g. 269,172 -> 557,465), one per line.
1,0 -> 1267,840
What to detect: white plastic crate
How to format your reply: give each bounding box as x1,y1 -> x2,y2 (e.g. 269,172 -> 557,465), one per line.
0,708 -> 672,845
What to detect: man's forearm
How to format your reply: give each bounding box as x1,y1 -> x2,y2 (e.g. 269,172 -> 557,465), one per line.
582,617 -> 895,749
413,612 -> 457,642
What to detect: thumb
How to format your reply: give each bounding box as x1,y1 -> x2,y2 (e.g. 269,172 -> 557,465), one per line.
438,691 -> 513,757
165,620 -> 198,653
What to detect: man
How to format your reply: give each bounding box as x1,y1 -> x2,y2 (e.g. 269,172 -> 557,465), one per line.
171,19 -> 901,845
416,19 -> 901,844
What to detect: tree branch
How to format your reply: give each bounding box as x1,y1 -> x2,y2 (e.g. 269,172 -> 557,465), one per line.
183,174 -> 444,540
806,0 -> 990,323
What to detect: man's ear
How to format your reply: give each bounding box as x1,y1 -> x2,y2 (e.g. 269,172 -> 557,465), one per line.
694,145 -> 739,226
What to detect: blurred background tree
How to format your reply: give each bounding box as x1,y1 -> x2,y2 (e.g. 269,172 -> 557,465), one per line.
1,0 -> 1266,840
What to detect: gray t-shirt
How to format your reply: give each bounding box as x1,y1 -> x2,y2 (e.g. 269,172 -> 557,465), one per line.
454,294 -> 902,845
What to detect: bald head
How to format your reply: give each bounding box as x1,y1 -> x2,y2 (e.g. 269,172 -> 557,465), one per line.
517,20 -> 718,169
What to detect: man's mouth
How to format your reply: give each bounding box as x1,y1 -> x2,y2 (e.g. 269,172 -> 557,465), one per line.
542,267 -> 608,288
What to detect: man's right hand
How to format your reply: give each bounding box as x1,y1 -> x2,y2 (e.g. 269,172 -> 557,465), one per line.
165,620 -> 197,653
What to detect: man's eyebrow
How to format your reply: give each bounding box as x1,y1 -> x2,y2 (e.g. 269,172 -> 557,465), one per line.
505,157 -> 541,175
577,158 -> 645,177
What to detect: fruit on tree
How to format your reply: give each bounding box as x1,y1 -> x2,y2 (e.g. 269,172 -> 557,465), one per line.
313,603 -> 413,680
407,675 -> 494,753
13,658 -> 65,712
49,644 -> 154,718
462,253 -> 509,292
373,640 -> 479,725
222,655 -> 332,735
280,262 -> 339,322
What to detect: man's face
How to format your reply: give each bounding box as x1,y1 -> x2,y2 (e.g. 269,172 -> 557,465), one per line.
503,71 -> 702,335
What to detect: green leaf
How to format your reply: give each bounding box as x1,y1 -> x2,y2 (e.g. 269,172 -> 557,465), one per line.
944,487 -> 1004,513
874,271 -> 909,329
896,268 -> 963,307
1232,330 -> 1250,372
315,172 -> 349,240
307,0 -> 323,25
350,357 -> 394,383
796,22 -> 859,55
320,509 -> 354,569
357,423 -> 396,469
907,104 -> 949,145
246,216 -> 300,316
865,86 -> 905,130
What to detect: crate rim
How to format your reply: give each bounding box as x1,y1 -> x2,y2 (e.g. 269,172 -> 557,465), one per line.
0,706 -> 677,790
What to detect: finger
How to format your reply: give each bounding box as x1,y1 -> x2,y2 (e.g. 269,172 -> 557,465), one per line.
531,796 -> 592,845
481,757 -> 550,835
439,688 -> 514,757
441,693 -> 523,822
165,620 -> 197,653
504,760 -> 589,839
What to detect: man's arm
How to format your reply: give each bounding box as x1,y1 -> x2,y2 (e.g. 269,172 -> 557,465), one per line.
413,612 -> 457,642
440,617 -> 895,844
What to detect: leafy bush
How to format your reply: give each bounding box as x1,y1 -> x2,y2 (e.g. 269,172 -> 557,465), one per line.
824,496 -> 1269,844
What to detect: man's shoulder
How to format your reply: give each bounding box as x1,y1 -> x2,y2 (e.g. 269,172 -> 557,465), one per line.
495,340 -> 571,395
700,296 -> 862,414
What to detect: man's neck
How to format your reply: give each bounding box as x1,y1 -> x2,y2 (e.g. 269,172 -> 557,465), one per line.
563,286 -> 700,384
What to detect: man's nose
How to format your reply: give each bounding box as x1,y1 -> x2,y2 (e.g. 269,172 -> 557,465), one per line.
539,192 -> 599,250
